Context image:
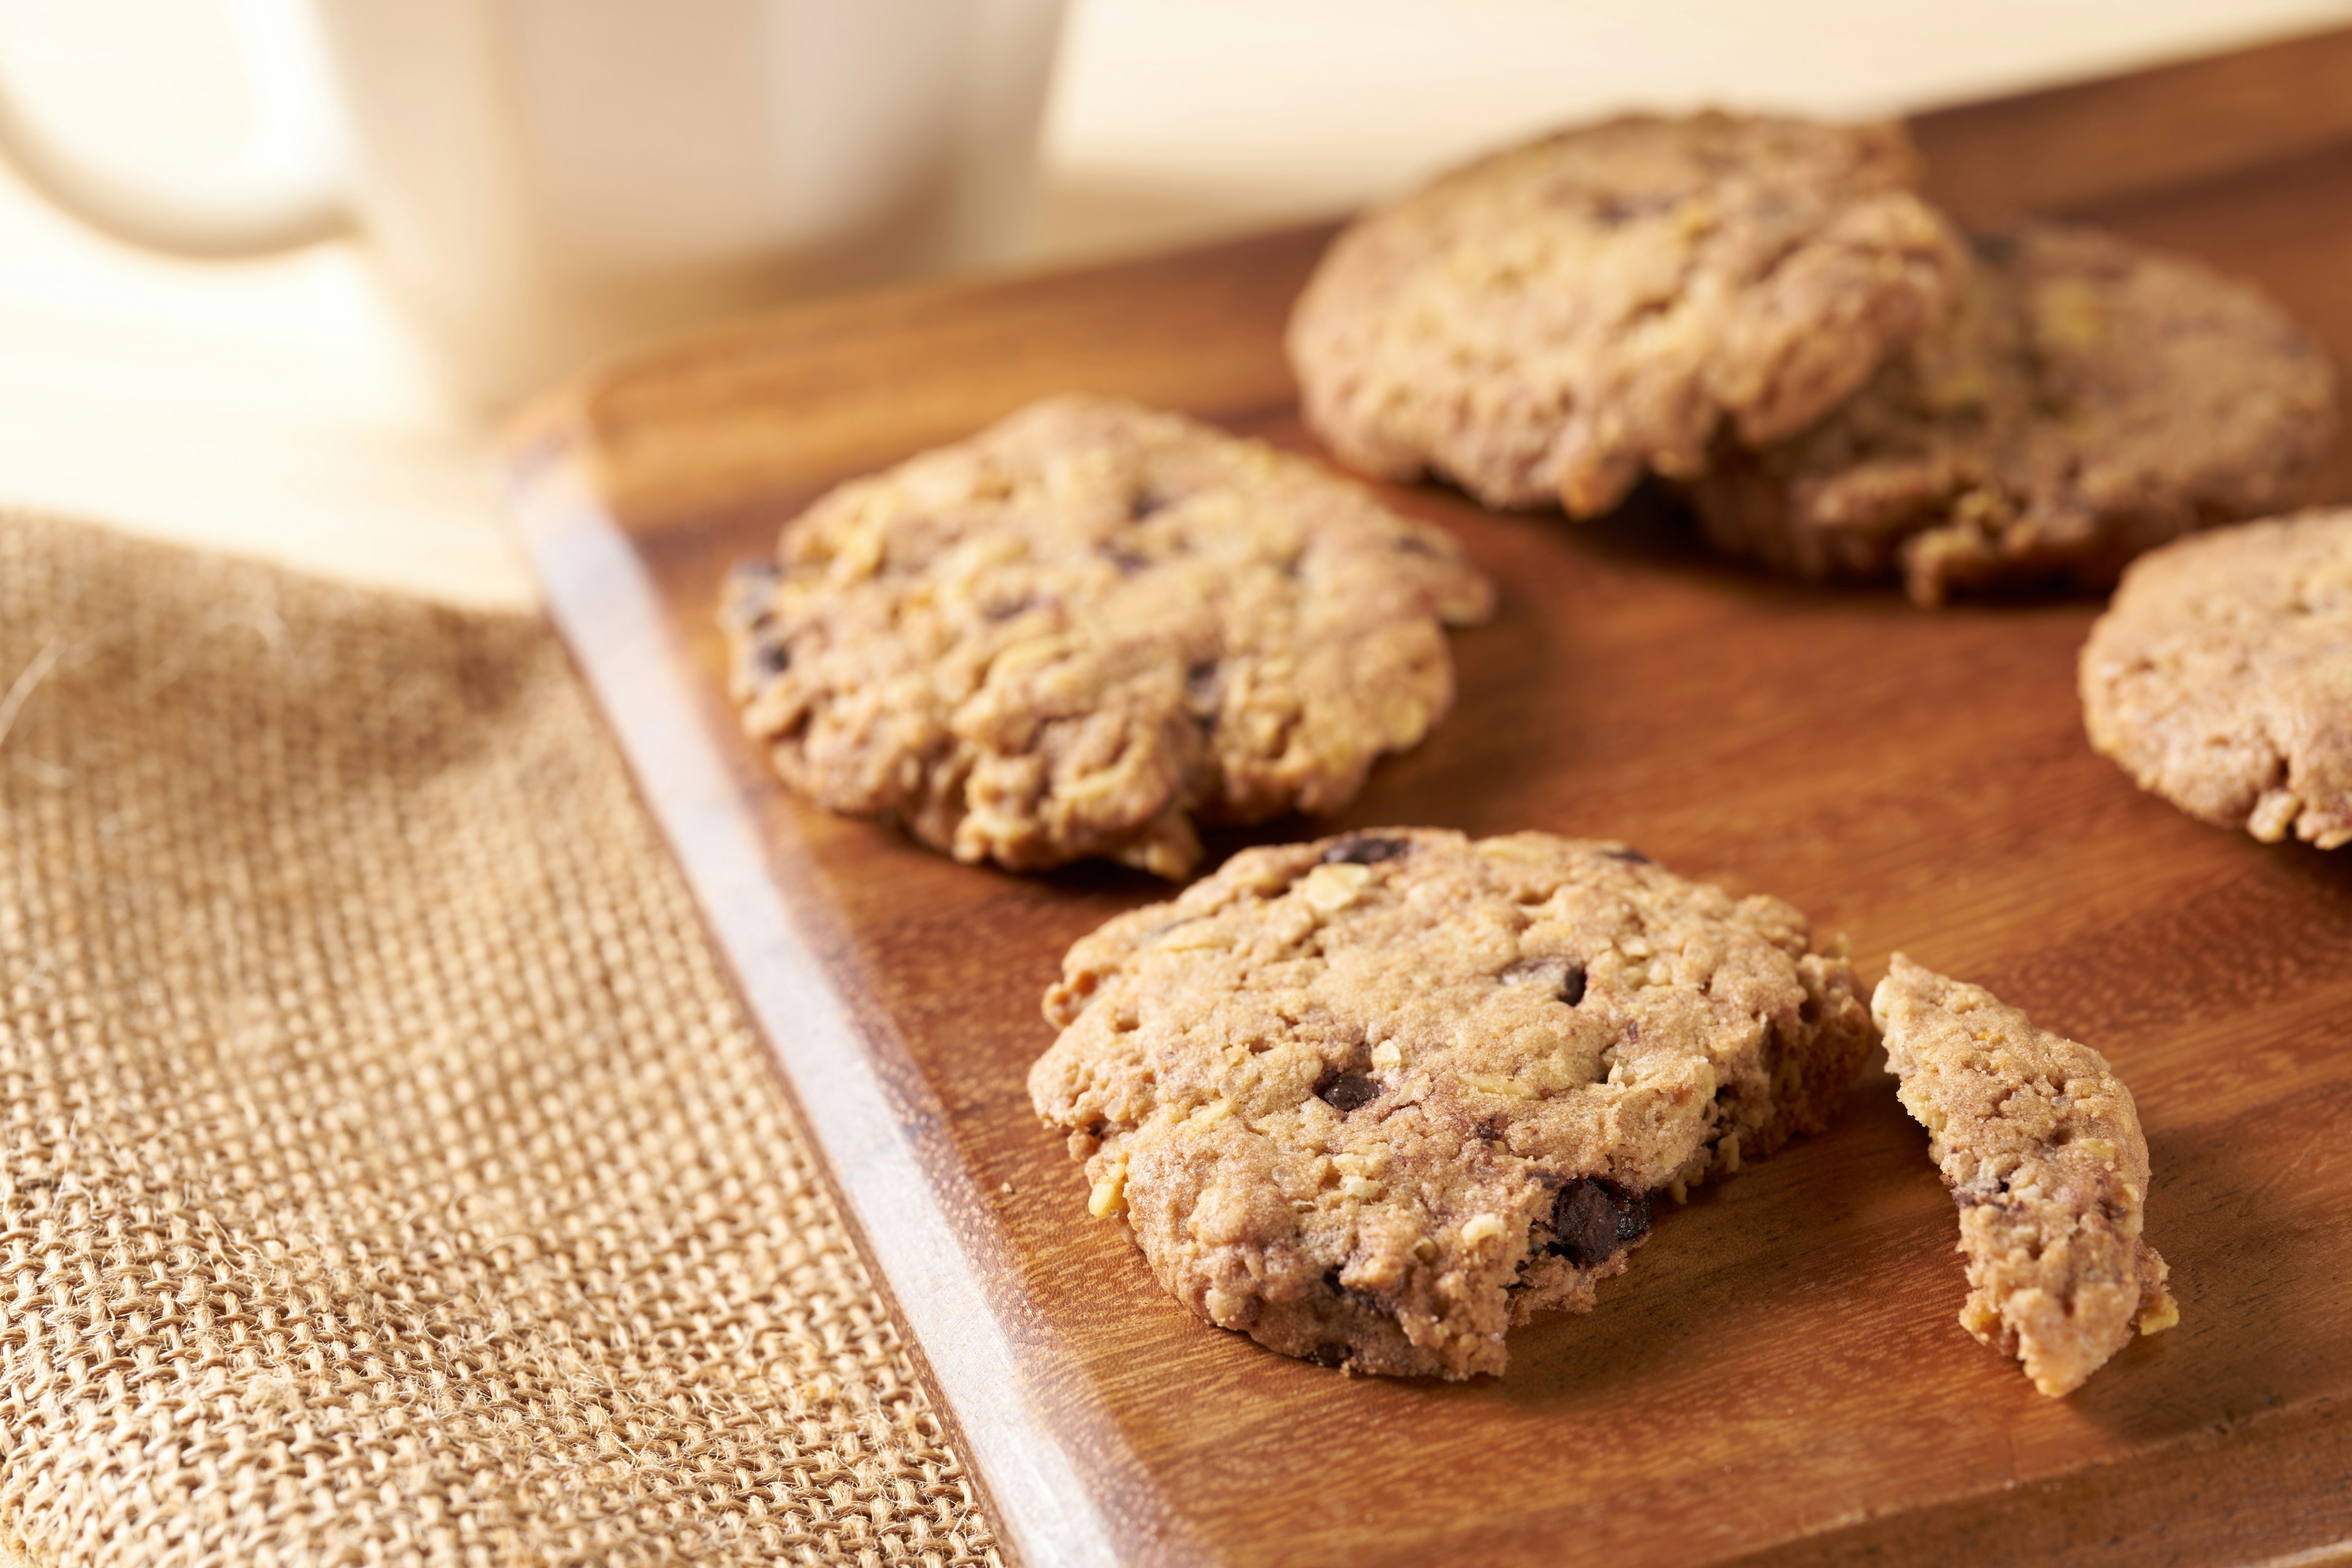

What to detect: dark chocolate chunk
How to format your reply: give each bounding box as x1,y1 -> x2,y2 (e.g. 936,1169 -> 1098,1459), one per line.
1313,1069 -> 1382,1114
1969,230 -> 2018,265
1185,659 -> 1221,706
737,639 -> 790,683
1322,835 -> 1411,865
1306,1341 -> 1352,1368
1604,846 -> 1651,864
1184,662 -> 1221,733
1545,1178 -> 1652,1267
1498,956 -> 1587,1006
721,559 -> 783,630
1594,192 -> 1674,226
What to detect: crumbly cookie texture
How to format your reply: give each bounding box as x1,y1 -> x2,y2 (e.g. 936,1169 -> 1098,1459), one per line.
1028,829 -> 1875,1378
1287,111 -> 1964,519
721,395 -> 1493,877
1874,956 -> 2177,1398
2081,510 -> 2352,850
1691,223 -> 2339,605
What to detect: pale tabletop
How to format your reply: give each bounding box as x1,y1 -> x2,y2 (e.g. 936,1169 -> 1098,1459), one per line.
0,0 -> 2344,616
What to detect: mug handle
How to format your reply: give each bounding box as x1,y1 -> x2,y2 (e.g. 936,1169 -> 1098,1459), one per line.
0,0 -> 348,255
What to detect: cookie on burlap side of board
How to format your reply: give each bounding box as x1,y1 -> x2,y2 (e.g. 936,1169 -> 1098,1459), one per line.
1689,222 -> 2340,605
1286,111 -> 1966,519
1873,956 -> 2177,1398
1028,829 -> 1875,1379
2080,509 -> 2352,850
720,395 -> 1494,878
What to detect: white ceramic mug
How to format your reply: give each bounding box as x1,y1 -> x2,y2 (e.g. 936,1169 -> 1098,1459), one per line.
0,0 -> 1066,404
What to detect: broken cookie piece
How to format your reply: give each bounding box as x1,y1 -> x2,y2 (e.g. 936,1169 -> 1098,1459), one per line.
1874,954 -> 2177,1397
1028,828 -> 1875,1378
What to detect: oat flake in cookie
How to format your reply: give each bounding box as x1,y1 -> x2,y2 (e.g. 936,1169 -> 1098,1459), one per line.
720,396 -> 1493,877
1028,829 -> 1875,1378
1875,957 -> 2177,1397
1287,112 -> 1964,518
1691,223 -> 2339,605
2080,509 -> 2352,850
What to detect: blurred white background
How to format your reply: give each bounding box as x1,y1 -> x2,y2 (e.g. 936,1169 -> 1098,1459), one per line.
0,0 -> 2344,608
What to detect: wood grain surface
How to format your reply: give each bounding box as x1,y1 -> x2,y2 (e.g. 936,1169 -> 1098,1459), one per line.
503,30 -> 2352,1567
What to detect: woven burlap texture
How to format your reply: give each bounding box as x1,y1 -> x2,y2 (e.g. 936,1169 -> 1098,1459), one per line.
0,514 -> 1002,1567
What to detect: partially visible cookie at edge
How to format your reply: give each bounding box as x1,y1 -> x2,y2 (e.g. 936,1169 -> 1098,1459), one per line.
1689,222 -> 2340,605
2080,508 -> 2352,849
1287,111 -> 1966,519
721,396 -> 1495,878
1028,828 -> 1875,1378
1874,956 -> 2177,1398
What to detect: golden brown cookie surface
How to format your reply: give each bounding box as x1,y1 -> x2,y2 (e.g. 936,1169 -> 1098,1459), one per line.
1030,829 -> 1874,1378
1692,224 -> 2339,605
2081,508 -> 2352,850
722,396 -> 1493,876
1874,956 -> 2176,1398
1287,112 -> 1964,518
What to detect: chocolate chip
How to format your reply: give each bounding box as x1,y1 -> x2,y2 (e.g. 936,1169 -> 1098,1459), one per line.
1306,1341 -> 1352,1368
1322,835 -> 1411,865
1498,957 -> 1587,1006
1313,1069 -> 1382,1114
1969,230 -> 2019,265
1130,488 -> 1171,521
734,637 -> 791,687
1546,1179 -> 1652,1267
1394,535 -> 1441,557
1604,846 -> 1651,864
1473,1123 -> 1503,1144
721,560 -> 783,630
1183,664 -> 1221,733
1594,192 -> 1673,226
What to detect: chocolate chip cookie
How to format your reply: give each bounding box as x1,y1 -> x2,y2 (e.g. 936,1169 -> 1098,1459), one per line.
722,396 -> 1494,877
1028,829 -> 1875,1378
1287,112 -> 1965,518
2080,508 -> 2352,849
1874,956 -> 2177,1397
1691,223 -> 2339,605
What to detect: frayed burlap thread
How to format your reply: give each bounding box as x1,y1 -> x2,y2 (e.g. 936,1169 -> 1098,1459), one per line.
0,514 -> 1001,1567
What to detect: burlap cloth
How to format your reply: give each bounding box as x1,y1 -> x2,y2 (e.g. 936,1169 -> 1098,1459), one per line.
0,514 -> 1002,1566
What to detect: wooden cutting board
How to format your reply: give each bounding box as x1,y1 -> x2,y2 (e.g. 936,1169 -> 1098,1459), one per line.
503,29 -> 2352,1567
